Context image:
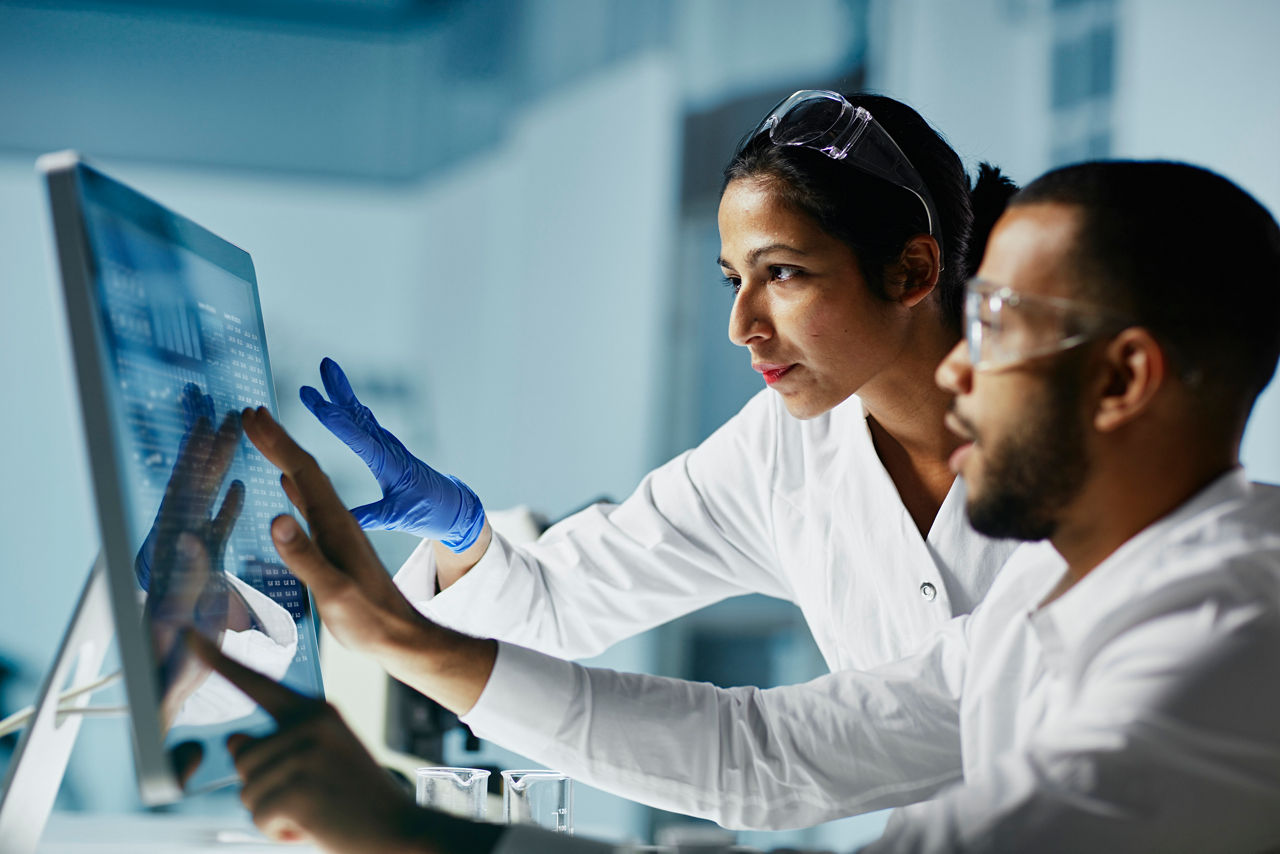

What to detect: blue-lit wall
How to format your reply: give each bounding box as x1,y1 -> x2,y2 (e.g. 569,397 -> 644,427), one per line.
2,0 -> 1278,849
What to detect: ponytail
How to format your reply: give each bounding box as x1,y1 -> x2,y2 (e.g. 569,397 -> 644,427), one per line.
965,163 -> 1019,277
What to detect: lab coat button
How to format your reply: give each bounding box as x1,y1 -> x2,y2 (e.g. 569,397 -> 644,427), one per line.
920,582 -> 937,601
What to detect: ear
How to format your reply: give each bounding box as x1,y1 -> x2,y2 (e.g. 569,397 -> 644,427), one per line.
1094,327 -> 1167,433
894,234 -> 942,308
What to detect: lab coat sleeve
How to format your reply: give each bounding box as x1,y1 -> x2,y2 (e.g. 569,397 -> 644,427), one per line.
397,390 -> 794,659
863,570 -> 1280,854
461,616 -> 970,831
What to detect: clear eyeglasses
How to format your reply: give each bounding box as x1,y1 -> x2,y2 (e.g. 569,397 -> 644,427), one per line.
737,89 -> 943,259
964,278 -> 1131,372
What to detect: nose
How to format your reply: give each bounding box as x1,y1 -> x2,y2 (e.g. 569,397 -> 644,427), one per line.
935,339 -> 974,396
728,282 -> 771,348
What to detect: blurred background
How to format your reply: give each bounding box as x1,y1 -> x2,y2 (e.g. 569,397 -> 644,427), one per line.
2,0 -> 1278,848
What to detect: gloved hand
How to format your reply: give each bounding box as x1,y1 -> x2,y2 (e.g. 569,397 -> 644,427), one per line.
300,357 -> 485,552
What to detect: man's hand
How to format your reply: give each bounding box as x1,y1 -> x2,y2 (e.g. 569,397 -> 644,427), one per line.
240,406 -> 497,714
186,632 -> 504,854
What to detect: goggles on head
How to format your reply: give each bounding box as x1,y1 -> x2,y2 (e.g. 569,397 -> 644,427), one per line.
964,278 -> 1131,372
737,89 -> 944,260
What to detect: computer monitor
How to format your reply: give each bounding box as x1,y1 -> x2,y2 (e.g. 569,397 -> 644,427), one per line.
0,152 -> 324,848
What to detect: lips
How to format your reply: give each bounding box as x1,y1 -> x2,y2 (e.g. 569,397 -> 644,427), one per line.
948,441 -> 974,474
944,410 -> 977,474
753,362 -> 795,385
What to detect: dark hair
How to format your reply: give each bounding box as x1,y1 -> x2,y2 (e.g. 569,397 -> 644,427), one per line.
1013,160 -> 1280,416
722,92 -> 1017,332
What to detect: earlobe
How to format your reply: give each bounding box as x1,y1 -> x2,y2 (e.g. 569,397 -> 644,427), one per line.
1094,329 -> 1165,432
896,235 -> 942,308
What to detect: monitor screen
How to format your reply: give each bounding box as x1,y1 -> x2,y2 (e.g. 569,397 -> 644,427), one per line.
42,153 -> 323,802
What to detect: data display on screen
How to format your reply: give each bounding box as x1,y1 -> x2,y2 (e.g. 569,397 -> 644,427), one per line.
74,164 -> 322,794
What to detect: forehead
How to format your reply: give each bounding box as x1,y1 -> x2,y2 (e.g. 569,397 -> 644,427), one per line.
975,202 -> 1082,300
717,178 -> 824,255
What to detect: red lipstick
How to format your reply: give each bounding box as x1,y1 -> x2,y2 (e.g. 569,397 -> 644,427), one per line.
753,363 -> 794,385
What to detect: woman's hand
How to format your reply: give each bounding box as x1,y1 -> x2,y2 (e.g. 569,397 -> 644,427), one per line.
300,358 -> 486,552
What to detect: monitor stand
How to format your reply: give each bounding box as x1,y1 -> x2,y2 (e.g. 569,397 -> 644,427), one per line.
0,555 -> 114,854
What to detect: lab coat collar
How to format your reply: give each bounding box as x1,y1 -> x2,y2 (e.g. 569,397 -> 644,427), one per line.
1027,467 -> 1251,675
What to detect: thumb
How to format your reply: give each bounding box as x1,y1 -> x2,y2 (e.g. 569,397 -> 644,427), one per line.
267,515 -> 356,604
348,500 -> 393,531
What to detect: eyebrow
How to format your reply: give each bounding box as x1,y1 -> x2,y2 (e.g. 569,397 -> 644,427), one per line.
717,242 -> 810,270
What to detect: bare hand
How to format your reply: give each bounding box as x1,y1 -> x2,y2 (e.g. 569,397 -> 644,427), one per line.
187,632 -> 503,854
239,406 -> 496,714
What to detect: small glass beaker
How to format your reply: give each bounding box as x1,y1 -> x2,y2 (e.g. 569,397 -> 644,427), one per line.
415,766 -> 490,820
501,769 -> 573,833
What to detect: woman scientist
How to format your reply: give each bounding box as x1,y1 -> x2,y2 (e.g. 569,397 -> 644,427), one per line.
303,91 -> 1018,676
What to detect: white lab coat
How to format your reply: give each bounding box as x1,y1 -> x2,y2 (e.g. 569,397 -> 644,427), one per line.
397,389 -> 1021,673
480,471 -> 1280,852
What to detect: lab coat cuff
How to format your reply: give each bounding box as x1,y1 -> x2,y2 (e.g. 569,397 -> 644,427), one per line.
492,825 -> 618,854
460,641 -> 579,758
393,538 -> 441,603
396,531 -> 513,631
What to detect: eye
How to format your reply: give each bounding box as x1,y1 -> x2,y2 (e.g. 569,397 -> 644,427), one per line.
721,274 -> 741,295
770,265 -> 802,282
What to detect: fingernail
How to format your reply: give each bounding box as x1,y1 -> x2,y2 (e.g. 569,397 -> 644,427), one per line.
273,515 -> 299,543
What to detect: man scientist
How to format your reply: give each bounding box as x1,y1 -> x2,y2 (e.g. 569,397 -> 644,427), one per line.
188,158 -> 1280,853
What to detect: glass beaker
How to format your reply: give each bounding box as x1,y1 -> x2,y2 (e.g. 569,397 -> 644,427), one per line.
501,769 -> 573,833
415,766 -> 490,820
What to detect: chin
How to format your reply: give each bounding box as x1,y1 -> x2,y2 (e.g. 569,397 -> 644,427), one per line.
778,395 -> 825,420
966,496 -> 1059,542
777,387 -> 850,421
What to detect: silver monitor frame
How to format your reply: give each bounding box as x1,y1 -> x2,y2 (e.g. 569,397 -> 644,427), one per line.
39,150 -> 183,805
0,154 -> 322,850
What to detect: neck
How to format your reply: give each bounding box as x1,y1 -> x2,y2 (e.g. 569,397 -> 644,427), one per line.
859,318 -> 962,463
858,318 -> 963,537
1044,441 -> 1238,604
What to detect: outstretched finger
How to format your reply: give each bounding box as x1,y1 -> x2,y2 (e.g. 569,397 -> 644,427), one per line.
318,357 -> 363,411
299,385 -> 378,469
241,407 -> 379,569
186,630 -> 308,722
279,473 -> 304,515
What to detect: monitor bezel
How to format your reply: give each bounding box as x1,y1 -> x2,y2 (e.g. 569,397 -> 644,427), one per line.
38,150 -> 313,805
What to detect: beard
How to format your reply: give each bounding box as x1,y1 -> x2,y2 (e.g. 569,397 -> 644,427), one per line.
965,359 -> 1090,541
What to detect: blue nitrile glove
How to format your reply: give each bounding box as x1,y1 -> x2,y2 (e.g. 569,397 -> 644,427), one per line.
300,357 -> 485,552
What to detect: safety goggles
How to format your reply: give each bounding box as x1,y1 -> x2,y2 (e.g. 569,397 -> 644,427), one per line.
964,279 -> 1131,372
737,89 -> 944,257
